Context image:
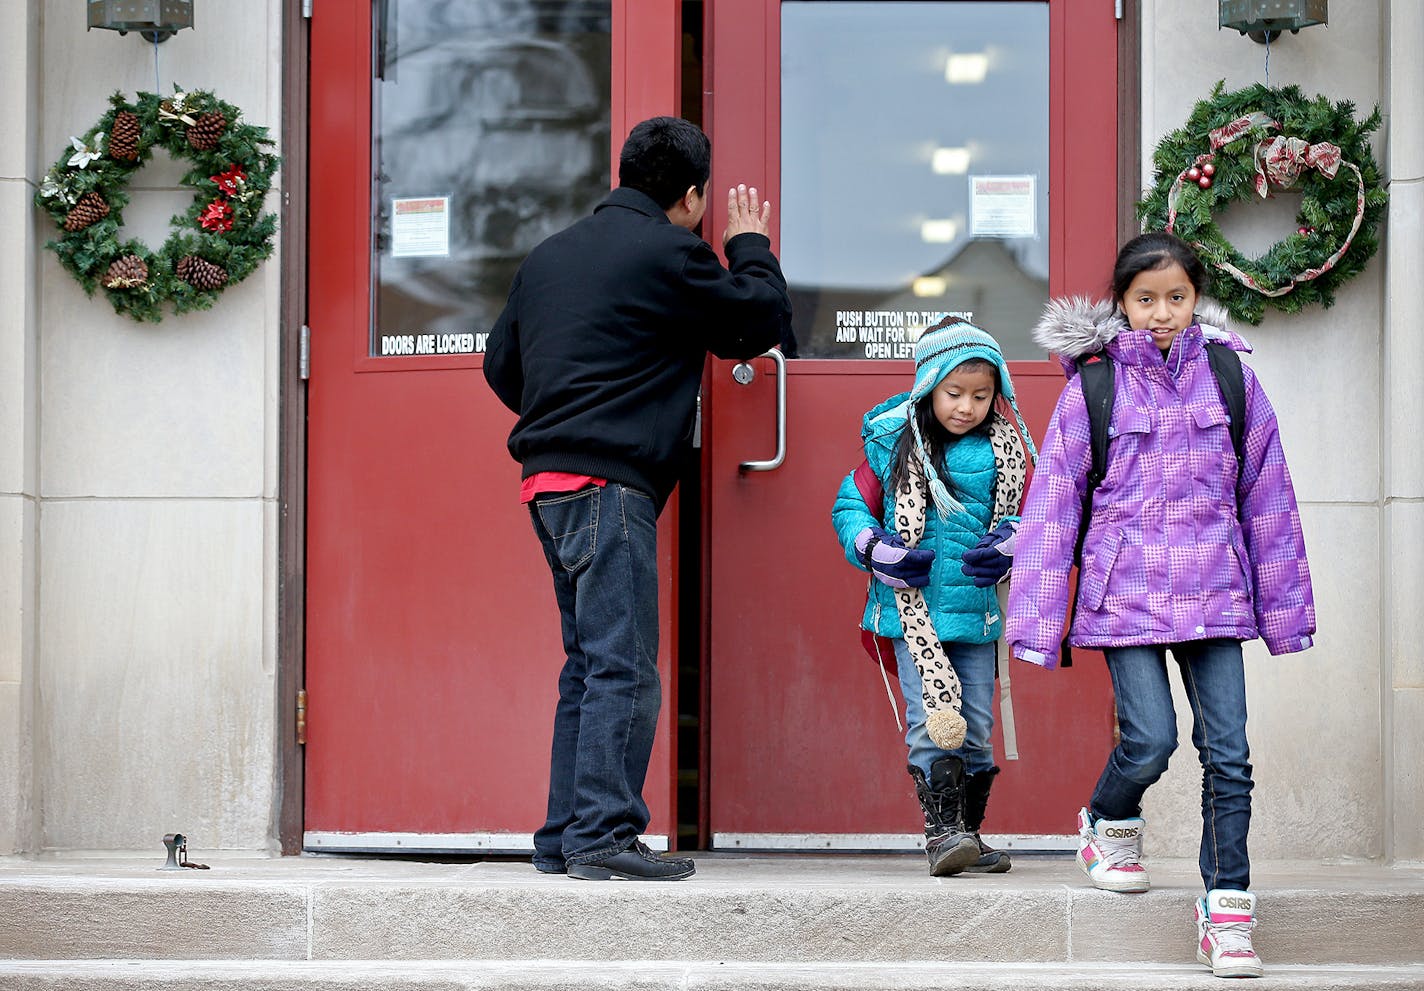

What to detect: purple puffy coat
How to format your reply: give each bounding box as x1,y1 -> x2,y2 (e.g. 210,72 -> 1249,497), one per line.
1006,298 -> 1315,669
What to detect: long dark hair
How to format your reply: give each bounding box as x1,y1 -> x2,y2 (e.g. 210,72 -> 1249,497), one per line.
1111,231 -> 1210,302
886,358 -> 1000,503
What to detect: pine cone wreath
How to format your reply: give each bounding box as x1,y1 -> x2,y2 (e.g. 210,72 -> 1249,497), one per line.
186,112 -> 228,151
62,191 -> 110,232
176,255 -> 229,290
102,254 -> 149,289
109,111 -> 140,162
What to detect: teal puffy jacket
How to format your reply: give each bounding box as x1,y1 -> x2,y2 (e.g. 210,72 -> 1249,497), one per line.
832,392 -> 1008,644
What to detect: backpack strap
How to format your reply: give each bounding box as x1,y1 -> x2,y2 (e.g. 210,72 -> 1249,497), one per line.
1073,353 -> 1115,566
1204,342 -> 1247,480
853,458 -> 885,523
1060,352 -> 1115,668
852,458 -> 901,676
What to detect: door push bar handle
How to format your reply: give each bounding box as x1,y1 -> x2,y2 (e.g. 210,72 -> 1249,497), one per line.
735,348 -> 787,472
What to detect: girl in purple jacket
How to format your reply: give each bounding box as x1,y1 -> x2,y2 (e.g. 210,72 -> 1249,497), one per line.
1007,232 -> 1315,980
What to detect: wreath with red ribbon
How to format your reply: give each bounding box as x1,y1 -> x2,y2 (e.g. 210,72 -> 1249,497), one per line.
34,87 -> 279,323
1137,82 -> 1387,325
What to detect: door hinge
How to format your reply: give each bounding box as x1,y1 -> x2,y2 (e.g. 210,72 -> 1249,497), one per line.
1115,0 -> 1124,19
296,689 -> 308,745
302,0 -> 313,18
299,324 -> 311,380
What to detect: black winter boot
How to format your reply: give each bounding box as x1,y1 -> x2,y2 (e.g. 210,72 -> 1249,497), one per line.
908,756 -> 980,876
962,765 -> 1012,873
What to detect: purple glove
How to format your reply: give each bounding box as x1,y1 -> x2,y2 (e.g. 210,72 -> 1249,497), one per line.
960,520 -> 1018,587
855,526 -> 935,589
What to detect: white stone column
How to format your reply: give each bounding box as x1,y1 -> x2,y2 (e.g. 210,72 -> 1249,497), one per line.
32,3 -> 281,851
1384,0 -> 1424,864
0,2 -> 40,854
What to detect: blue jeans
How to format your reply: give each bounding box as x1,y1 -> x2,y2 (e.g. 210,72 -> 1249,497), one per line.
894,637 -> 997,778
527,483 -> 661,869
1090,639 -> 1253,892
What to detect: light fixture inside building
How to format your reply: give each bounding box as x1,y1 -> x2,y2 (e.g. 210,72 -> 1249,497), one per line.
944,53 -> 989,85
1219,0 -> 1326,43
87,0 -> 194,43
912,277 -> 948,297
920,220 -> 958,243
932,147 -> 972,175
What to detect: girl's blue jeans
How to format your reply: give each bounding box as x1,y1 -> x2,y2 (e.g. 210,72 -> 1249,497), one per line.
893,636 -> 997,778
1091,638 -> 1253,892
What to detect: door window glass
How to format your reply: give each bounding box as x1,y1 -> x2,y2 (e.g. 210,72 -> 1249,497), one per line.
370,0 -> 611,358
781,2 -> 1049,359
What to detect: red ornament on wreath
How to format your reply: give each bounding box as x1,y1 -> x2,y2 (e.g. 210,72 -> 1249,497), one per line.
210,165 -> 246,195
200,199 -> 235,232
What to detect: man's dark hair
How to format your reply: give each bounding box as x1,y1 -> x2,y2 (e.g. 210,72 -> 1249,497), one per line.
618,116 -> 712,209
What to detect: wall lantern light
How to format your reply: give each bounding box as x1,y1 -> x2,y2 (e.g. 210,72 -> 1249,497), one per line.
87,0 -> 194,43
1219,0 -> 1326,43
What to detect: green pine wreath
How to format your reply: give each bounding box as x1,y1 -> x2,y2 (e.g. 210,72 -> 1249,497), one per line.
34,87 -> 279,323
1137,82 -> 1387,325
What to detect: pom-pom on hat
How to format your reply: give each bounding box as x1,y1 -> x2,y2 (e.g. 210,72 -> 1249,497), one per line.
908,317 -> 1035,518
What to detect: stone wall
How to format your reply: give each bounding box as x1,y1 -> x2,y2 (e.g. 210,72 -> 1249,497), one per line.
0,0 -> 42,857
1383,0 -> 1424,864
5,1 -> 284,852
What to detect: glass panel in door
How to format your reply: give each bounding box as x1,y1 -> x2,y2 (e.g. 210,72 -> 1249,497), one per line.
782,1 -> 1049,360
369,0 -> 612,357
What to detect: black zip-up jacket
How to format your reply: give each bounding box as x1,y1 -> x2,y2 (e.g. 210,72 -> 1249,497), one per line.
484,186 -> 792,509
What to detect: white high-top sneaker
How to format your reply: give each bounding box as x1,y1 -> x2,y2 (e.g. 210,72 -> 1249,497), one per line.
1075,807 -> 1150,892
1196,889 -> 1264,978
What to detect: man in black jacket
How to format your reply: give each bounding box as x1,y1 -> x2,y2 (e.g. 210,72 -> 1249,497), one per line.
484,116 -> 791,880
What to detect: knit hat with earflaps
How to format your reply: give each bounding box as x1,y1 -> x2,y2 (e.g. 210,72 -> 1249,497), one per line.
909,318 -> 1036,519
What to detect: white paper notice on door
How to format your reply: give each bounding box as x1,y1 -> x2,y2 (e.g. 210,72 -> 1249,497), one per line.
969,175 -> 1037,238
391,197 -> 451,257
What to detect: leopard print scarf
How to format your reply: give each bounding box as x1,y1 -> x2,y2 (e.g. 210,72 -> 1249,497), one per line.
894,411 -> 1031,749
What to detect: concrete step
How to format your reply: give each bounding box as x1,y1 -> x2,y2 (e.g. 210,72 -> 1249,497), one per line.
1,853 -> 1421,969
3,960 -> 1424,990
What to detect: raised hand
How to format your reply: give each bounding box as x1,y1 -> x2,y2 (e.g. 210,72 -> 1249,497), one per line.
723,183 -> 772,246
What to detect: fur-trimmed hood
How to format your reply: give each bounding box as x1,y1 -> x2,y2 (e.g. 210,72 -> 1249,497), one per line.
1032,296 -> 1243,375
1031,296 -> 1126,361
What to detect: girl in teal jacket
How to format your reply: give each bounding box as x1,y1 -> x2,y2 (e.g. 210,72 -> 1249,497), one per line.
832,319 -> 1035,877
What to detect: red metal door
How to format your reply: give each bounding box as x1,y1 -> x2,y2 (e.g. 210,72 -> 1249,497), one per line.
703,0 -> 1120,847
303,2 -> 683,852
